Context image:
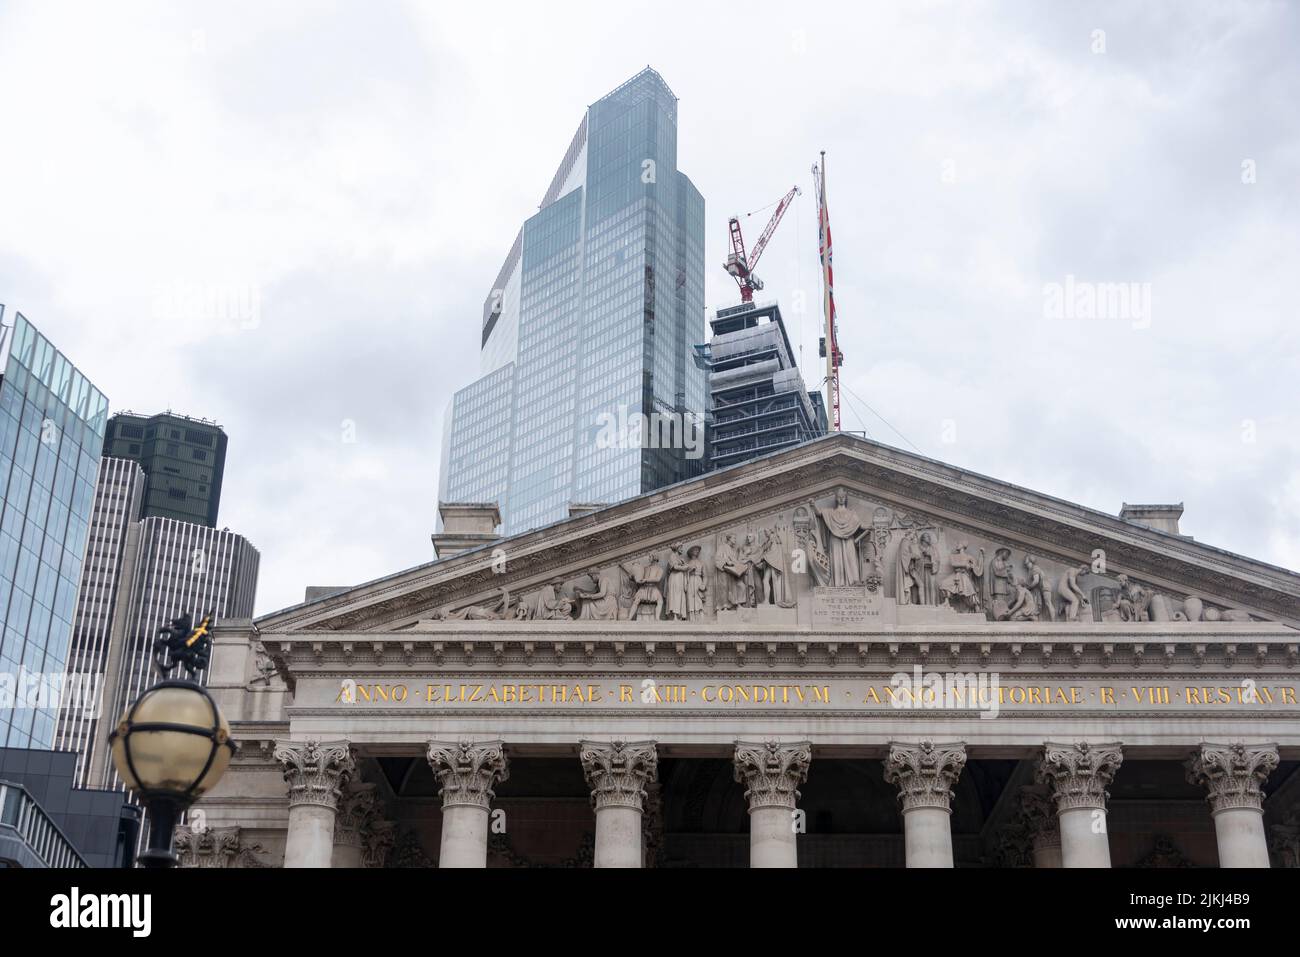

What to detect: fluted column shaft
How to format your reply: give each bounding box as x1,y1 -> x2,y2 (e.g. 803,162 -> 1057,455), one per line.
275,740 -> 355,868
883,741 -> 966,868
734,741 -> 811,868
580,741 -> 658,868
427,740 -> 509,868
1187,742 -> 1279,868
1038,742 -> 1123,868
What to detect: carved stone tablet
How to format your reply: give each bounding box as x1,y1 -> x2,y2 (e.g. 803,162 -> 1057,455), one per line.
811,586 -> 897,626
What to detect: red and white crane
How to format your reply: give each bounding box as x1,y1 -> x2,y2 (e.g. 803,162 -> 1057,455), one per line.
723,185 -> 800,303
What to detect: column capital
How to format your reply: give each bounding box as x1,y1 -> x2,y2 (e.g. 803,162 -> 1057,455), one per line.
1036,741 -> 1123,812
1020,785 -> 1061,850
733,740 -> 811,811
1185,742 -> 1280,814
427,740 -> 509,810
274,740 -> 356,811
883,741 -> 967,813
335,781 -> 381,847
580,740 -> 658,812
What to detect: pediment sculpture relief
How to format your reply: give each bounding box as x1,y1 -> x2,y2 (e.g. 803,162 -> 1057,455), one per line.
425,486 -> 1268,626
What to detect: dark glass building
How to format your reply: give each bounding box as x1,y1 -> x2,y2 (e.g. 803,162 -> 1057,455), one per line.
0,307 -> 108,750
705,301 -> 827,469
102,411 -> 227,527
438,68 -> 707,535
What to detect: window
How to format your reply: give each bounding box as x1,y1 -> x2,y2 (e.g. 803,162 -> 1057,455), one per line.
192,449 -> 207,461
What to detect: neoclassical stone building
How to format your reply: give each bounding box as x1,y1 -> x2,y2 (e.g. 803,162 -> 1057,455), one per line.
190,435 -> 1300,868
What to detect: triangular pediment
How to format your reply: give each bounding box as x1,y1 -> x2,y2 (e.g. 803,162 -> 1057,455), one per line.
255,434 -> 1300,634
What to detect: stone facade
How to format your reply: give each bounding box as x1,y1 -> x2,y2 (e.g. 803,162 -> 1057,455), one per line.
192,435 -> 1300,868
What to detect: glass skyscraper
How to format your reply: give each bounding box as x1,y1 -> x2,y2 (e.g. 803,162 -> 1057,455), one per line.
438,68 -> 707,536
0,306 -> 108,749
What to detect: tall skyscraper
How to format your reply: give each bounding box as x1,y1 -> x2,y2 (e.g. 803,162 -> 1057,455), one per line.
59,512 -> 260,792
102,411 -> 228,527
438,68 -> 707,535
53,457 -> 145,786
0,306 -> 108,750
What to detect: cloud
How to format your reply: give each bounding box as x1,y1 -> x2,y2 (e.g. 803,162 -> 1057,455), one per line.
1,1 -> 1296,614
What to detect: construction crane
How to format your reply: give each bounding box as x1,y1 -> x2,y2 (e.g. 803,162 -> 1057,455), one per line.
723,185 -> 800,303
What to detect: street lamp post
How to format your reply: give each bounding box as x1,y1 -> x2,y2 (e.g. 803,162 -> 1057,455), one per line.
108,611 -> 234,868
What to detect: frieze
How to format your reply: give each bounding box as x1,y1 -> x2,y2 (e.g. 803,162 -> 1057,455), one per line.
254,439 -> 1300,634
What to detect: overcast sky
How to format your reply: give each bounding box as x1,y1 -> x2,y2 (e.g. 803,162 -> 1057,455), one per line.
1,1 -> 1296,616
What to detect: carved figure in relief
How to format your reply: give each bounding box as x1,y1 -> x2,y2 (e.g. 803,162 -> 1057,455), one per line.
664,543 -> 690,620
1058,565 -> 1090,621
714,533 -> 752,610
574,566 -> 619,621
896,530 -> 922,605
1115,574 -> 1148,622
741,534 -> 763,606
532,578 -> 573,620
985,547 -> 1016,620
621,554 -> 666,620
807,488 -> 864,587
940,543 -> 984,613
439,587 -> 516,621
1005,580 -> 1038,621
1022,555 -> 1056,622
757,524 -> 797,607
684,545 -> 709,621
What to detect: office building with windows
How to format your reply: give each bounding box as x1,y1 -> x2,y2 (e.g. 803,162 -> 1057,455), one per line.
52,457 -> 146,787
705,300 -> 826,470
0,306 -> 108,750
103,411 -> 227,527
438,67 -> 707,536
60,514 -> 260,792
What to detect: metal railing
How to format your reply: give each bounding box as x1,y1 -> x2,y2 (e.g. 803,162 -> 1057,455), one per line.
0,780 -> 86,868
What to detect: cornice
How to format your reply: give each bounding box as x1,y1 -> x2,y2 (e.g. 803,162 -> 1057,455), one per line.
252,436 -> 1300,634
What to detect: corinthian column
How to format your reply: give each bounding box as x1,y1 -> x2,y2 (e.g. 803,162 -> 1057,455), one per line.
1186,742 -> 1279,868
331,781 -> 379,868
427,740 -> 509,868
883,741 -> 966,868
733,740 -> 811,868
1020,785 -> 1062,868
580,740 -> 658,868
1037,742 -> 1123,868
275,740 -> 356,868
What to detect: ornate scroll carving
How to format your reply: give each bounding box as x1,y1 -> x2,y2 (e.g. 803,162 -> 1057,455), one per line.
580,740 -> 658,812
334,781 -> 380,847
1136,835 -> 1193,868
274,740 -> 356,811
173,825 -> 270,868
883,741 -> 967,812
733,740 -> 812,811
1020,785 -> 1061,850
361,820 -> 396,868
426,740 -> 509,810
1185,742 -> 1280,814
1036,741 -> 1124,812
1270,824 -> 1300,868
